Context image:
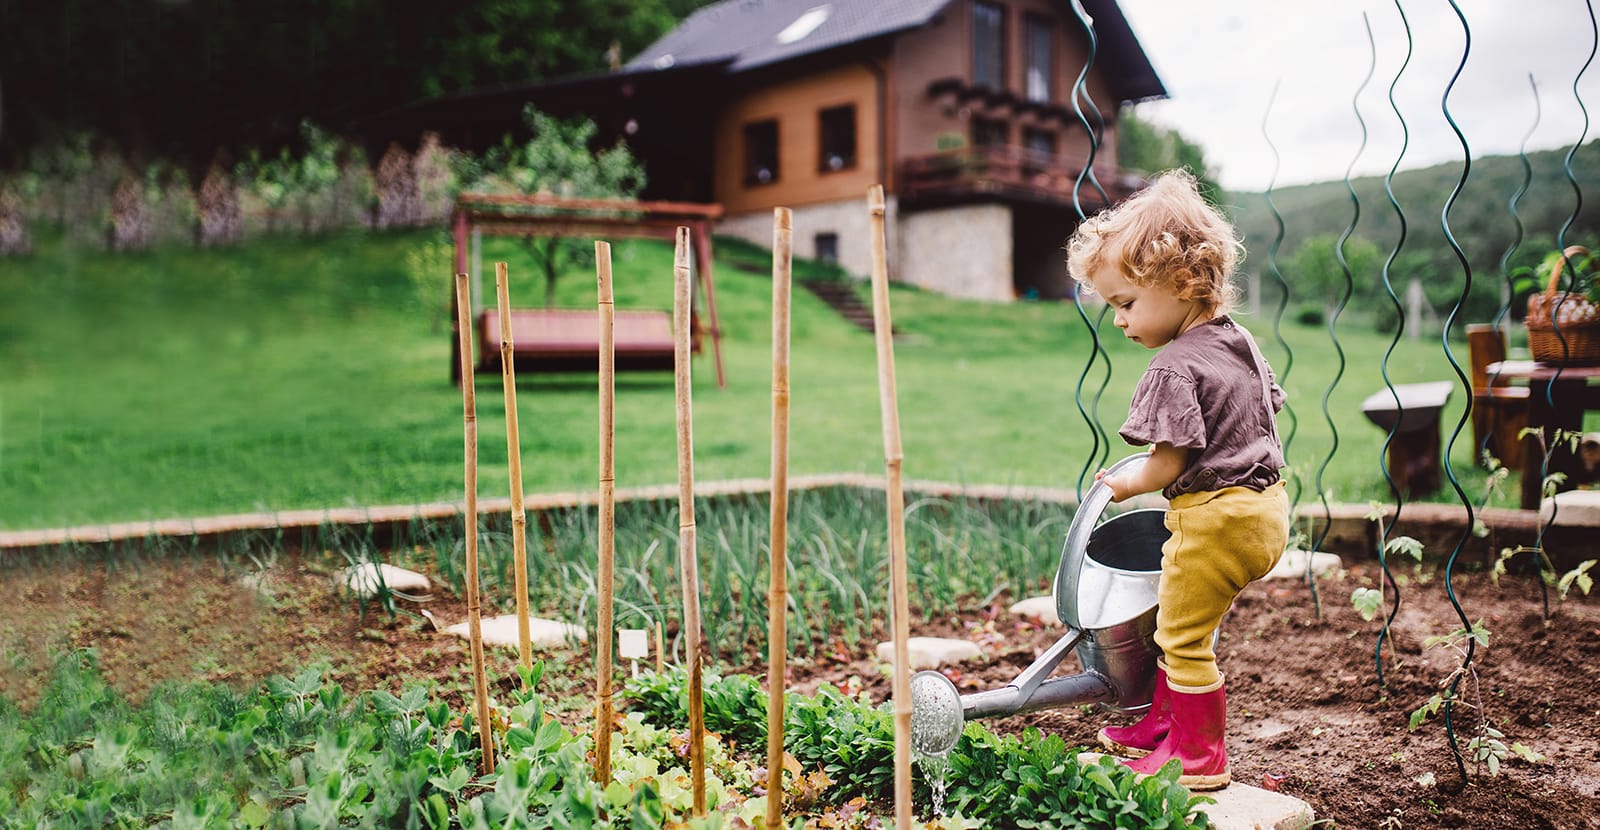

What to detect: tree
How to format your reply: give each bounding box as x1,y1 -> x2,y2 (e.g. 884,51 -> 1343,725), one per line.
1117,107 -> 1222,203
467,105 -> 646,308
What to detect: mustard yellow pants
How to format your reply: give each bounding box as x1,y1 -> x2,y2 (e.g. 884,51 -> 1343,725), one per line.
1156,482 -> 1290,688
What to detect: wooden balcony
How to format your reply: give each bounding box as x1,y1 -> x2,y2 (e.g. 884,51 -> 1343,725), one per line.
898,145 -> 1142,212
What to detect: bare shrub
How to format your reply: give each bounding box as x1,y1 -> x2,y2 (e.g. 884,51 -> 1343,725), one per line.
0,183 -> 33,256
108,172 -> 152,251
374,143 -> 420,229
196,162 -> 243,247
414,132 -> 458,225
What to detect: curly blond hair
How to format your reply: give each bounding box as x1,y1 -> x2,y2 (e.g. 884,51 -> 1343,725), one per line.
1066,169 -> 1243,314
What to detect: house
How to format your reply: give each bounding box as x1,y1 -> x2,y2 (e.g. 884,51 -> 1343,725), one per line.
366,0 -> 1165,301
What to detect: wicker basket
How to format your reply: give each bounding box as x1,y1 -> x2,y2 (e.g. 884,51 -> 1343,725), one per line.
1526,245 -> 1600,366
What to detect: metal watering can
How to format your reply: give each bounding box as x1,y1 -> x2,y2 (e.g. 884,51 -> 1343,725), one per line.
910,452 -> 1168,756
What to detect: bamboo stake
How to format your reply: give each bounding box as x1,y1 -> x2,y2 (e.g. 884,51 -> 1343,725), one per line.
454,272 -> 496,776
866,186 -> 912,829
765,208 -> 793,830
673,226 -> 708,816
594,241 -> 618,783
495,263 -> 533,674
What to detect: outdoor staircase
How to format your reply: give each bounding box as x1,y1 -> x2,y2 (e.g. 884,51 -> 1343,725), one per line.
801,279 -> 892,335
724,256 -> 892,335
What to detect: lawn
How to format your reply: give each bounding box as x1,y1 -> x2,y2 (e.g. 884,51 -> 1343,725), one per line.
0,227 -> 1525,530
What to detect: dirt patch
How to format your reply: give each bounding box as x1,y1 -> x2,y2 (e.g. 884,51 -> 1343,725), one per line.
3,549 -> 1597,829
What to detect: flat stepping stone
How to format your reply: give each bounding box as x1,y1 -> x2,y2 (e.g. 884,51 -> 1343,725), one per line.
874,637 -> 982,669
1009,595 -> 1061,625
445,614 -> 586,650
1265,550 -> 1341,581
1541,489 -> 1600,526
1196,779 -> 1316,829
341,563 -> 430,598
1079,754 -> 1314,829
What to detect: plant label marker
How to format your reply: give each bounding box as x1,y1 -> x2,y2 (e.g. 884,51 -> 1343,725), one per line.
596,241 -> 618,783
867,185 -> 913,830
656,620 -> 666,673
453,272 -> 496,775
767,206 -> 794,830
673,226 -> 708,816
619,628 -> 648,678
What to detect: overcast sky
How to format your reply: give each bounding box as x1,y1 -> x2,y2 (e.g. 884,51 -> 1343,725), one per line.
1116,0 -> 1600,192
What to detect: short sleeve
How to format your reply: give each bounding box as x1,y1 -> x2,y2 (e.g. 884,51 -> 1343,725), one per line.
1120,367 -> 1207,449
1268,368 -> 1286,413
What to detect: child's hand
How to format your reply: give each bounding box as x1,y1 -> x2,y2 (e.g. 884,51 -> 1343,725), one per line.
1095,469 -> 1129,503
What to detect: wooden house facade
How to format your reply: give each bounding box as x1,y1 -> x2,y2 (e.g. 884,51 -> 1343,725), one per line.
366,0 -> 1164,301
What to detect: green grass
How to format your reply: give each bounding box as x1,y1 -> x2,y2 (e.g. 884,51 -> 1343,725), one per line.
0,227 -> 1553,530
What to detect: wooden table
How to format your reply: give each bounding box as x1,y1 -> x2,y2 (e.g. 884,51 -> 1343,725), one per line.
1485,360 -> 1600,508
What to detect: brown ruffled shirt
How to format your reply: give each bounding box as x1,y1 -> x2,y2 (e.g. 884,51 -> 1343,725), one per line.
1118,316 -> 1286,500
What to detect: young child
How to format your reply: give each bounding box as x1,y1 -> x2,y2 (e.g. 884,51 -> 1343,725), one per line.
1065,169 -> 1289,791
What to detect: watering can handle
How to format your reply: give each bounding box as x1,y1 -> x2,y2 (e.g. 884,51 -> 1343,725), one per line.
1055,451 -> 1151,630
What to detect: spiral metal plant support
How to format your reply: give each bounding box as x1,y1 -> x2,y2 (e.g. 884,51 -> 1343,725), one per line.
1068,0 -> 1114,499
1373,1 -> 1413,689
1260,82 -> 1302,511
1542,0 -> 1597,548
1074,74 -> 1118,478
1438,0 -> 1481,780
1306,15 -> 1376,618
1489,76 -> 1540,341
1483,76 -> 1546,614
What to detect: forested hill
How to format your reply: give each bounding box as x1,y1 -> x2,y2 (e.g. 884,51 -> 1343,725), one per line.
1224,141 -> 1600,288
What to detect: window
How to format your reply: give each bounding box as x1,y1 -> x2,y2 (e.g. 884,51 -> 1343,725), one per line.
972,1 -> 1005,91
1024,15 -> 1053,103
743,119 -> 779,185
1022,127 -> 1056,157
814,232 -> 839,265
818,105 -> 857,172
972,117 -> 1008,147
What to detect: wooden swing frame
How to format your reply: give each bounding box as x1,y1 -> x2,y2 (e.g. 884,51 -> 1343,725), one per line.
449,193 -> 727,388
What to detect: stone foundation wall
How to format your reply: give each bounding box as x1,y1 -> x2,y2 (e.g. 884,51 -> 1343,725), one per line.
896,204 -> 1014,302
718,198 -> 1017,303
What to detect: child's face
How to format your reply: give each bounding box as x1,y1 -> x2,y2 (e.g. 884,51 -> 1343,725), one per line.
1087,265 -> 1209,349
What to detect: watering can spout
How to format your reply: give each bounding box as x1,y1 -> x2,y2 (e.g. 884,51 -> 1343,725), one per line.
959,671 -> 1116,720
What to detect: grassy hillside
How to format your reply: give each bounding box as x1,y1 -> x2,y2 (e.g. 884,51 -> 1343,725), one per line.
0,227 -> 1531,530
1224,142 -> 1600,325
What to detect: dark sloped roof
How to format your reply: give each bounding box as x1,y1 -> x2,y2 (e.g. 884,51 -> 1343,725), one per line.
627,0 -> 1163,102
628,0 -> 951,73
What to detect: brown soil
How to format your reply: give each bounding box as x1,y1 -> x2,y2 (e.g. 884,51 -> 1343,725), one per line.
3,548 -> 1598,829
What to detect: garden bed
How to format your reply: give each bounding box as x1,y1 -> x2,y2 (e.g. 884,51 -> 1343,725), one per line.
3,502 -> 1598,828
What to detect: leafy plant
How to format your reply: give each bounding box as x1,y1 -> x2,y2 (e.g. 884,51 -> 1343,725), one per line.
1511,247 -> 1600,305
1492,428 -> 1598,617
627,669 -> 1213,828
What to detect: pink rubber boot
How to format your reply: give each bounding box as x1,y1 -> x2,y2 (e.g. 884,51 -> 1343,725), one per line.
1124,677 -> 1230,791
1098,662 -> 1171,758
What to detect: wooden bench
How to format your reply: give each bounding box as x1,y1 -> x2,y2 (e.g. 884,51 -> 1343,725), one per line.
1467,323 -> 1531,470
475,308 -> 689,375
1361,381 -> 1454,495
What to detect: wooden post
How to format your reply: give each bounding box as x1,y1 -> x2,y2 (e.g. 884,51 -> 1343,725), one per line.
451,210 -> 469,386
595,242 -> 618,783
454,272 -> 496,775
866,186 -> 913,829
495,263 -> 533,674
765,208 -> 793,830
673,226 -> 708,816
691,223 -> 728,389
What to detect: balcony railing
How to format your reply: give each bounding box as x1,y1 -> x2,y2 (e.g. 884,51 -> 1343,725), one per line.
898,144 -> 1142,210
